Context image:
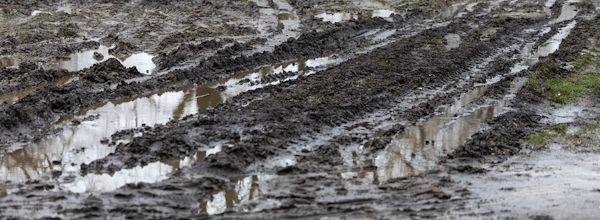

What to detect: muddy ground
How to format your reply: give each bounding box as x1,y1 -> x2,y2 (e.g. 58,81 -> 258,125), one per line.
0,0 -> 600,219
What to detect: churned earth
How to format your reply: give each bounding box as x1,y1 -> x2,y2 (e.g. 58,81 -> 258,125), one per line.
0,0 -> 600,219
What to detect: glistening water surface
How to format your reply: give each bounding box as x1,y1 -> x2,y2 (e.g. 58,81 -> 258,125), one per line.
0,76 -> 79,104
315,9 -> 396,23
49,45 -> 156,74
0,54 -> 345,193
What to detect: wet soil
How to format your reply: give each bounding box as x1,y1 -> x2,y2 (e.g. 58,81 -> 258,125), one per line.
1,0 -> 600,219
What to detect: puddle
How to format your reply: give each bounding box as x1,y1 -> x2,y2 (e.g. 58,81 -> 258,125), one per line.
315,10 -> 395,23
372,90 -> 507,183
512,20 -> 577,73
465,2 -> 479,12
0,76 -> 79,104
440,2 -> 467,19
551,0 -> 579,24
345,77 -> 529,184
537,21 -> 577,57
195,175 -> 275,215
49,45 -> 156,74
444,33 -> 462,51
371,10 -> 396,18
60,149 -> 222,193
31,10 -> 52,16
0,57 -> 19,68
0,54 -> 345,192
56,4 -> 72,14
31,4 -> 72,17
316,12 -> 359,23
545,0 -> 558,8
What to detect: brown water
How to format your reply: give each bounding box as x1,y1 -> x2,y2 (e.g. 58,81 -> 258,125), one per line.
194,175 -> 274,215
0,53 -> 345,193
0,76 -> 79,104
0,57 -> 18,68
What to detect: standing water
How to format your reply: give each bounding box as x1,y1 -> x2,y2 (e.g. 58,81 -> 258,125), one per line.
49,45 -> 156,74
0,54 -> 346,193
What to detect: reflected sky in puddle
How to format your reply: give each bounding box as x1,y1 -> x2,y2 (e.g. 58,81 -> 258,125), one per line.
512,20 -> 577,73
0,57 -> 19,68
316,10 -> 395,23
538,21 -> 577,57
196,174 -> 275,215
0,76 -> 79,104
31,4 -> 72,17
49,45 -> 156,74
445,33 -> 462,51
344,77 -> 528,185
0,54 -> 344,192
551,0 -> 579,24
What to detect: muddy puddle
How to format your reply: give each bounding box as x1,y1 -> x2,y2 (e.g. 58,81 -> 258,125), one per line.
0,54 -> 345,193
551,0 -> 580,24
347,79 -> 524,184
48,45 -> 156,74
538,21 -> 577,57
512,20 -> 577,73
445,33 -> 462,50
194,174 -> 276,215
315,9 -> 395,23
0,76 -> 78,104
31,4 -> 72,17
0,57 -> 19,68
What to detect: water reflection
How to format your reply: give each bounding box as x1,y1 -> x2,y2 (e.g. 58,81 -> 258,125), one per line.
0,54 -> 344,192
0,57 -> 18,68
0,76 -> 78,104
551,0 -> 580,24
315,9 -> 395,23
512,20 -> 577,73
60,149 -> 224,193
198,175 -> 274,215
342,77 -> 527,184
538,21 -> 577,57
50,45 -> 156,74
444,33 -> 462,51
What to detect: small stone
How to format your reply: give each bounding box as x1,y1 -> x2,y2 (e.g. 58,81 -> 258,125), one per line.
93,52 -> 104,60
100,137 -> 109,144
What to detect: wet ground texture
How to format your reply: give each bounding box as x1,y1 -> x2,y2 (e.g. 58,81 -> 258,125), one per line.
1,0 -> 600,219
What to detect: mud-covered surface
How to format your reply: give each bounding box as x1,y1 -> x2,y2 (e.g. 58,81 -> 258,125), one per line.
1,0 -> 600,219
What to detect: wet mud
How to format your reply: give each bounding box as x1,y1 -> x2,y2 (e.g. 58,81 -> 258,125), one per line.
1,0 -> 600,219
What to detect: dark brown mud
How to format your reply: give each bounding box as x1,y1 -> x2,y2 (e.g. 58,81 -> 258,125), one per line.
0,0 -> 599,219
